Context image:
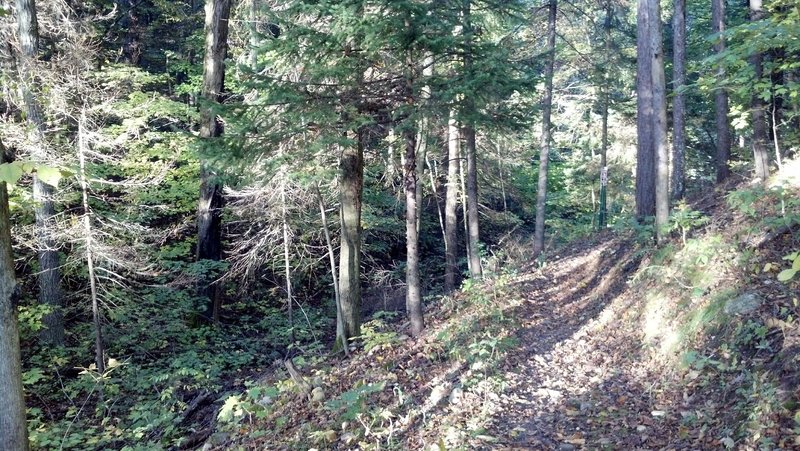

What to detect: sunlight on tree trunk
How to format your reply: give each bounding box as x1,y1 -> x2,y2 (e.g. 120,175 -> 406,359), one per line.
650,0 -> 670,243
196,0 -> 231,323
404,122 -> 424,336
534,0 -> 557,258
316,184 -> 347,355
635,0 -> 655,219
338,135 -> 364,340
445,111 -> 460,293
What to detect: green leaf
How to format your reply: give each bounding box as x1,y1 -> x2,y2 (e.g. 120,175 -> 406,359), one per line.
217,395 -> 241,423
778,268 -> 797,282
36,166 -> 62,187
793,257 -> 800,271
0,162 -> 24,185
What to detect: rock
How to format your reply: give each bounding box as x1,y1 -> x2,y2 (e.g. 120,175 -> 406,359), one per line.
311,386 -> 325,403
340,432 -> 356,444
449,387 -> 464,405
206,432 -> 229,447
723,292 -> 764,316
311,376 -> 324,387
636,425 -> 647,433
428,382 -> 452,406
559,444 -> 576,451
323,430 -> 337,443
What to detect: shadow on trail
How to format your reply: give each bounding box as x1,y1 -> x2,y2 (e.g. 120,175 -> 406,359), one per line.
481,234 -> 681,450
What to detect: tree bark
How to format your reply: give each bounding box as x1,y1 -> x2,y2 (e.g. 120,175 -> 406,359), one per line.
444,111 -> 460,293
598,2 -> 611,228
533,0 -> 557,258
750,0 -> 770,182
650,0 -> 670,242
0,139 -> 29,450
671,0 -> 687,200
463,0 -> 482,278
16,0 -> 64,346
464,127 -> 481,278
712,0 -> 731,182
403,122 -> 424,336
415,55 -> 433,234
338,133 -> 364,340
635,0 -> 656,219
196,0 -> 231,323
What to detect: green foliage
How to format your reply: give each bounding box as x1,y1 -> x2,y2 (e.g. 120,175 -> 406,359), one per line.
325,381 -> 386,422
359,317 -> 400,354
669,201 -> 709,245
778,251 -> 800,282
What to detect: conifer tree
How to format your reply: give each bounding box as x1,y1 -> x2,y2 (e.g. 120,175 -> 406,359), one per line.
196,0 -> 231,323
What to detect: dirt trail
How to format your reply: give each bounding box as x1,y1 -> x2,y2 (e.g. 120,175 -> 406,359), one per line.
484,236 -> 685,450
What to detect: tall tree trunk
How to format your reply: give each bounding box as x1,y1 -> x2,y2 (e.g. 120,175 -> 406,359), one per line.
404,122 -> 424,336
463,0 -> 482,278
750,0 -> 770,182
712,0 -> 731,182
415,55 -> 433,234
671,0 -> 687,200
598,2 -> 611,228
0,139 -> 29,450
533,0 -> 557,258
444,111 -> 460,293
338,133 -> 364,340
635,0 -> 656,219
16,0 -> 64,346
650,0 -> 670,242
459,139 -> 470,274
464,127 -> 481,278
196,0 -> 231,323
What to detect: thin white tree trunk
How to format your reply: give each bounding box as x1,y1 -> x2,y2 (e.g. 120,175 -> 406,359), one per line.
78,111 -> 105,376
316,184 -> 347,355
280,156 -> 294,342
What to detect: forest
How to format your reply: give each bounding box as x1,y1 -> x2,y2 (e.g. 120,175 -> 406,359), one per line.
0,0 -> 798,449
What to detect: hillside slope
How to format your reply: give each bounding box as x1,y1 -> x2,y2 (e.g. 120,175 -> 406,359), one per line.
202,163 -> 799,450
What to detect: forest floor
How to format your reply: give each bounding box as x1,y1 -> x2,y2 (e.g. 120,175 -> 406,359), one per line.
208,170 -> 799,450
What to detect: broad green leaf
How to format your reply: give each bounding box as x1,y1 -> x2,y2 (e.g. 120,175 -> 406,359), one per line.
793,256 -> 800,271
778,268 -> 797,282
217,395 -> 241,422
0,162 -> 24,185
36,166 -> 62,187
